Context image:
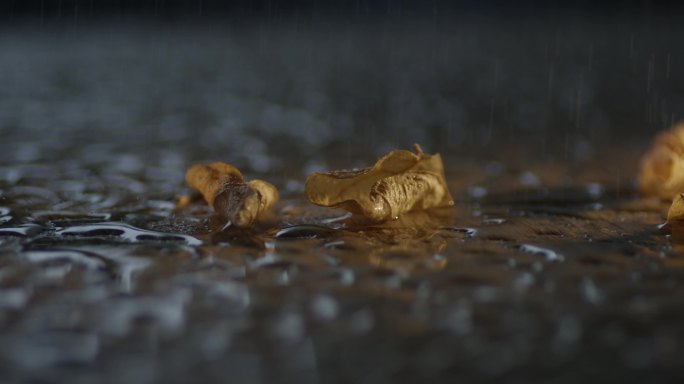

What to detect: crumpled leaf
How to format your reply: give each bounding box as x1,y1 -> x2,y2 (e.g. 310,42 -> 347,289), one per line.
665,193 -> 684,242
184,162 -> 278,227
305,144 -> 453,221
667,193 -> 684,223
638,122 -> 684,199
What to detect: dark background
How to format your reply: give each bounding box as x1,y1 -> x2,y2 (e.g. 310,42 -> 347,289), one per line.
1,1 -> 681,20
2,0 -> 684,169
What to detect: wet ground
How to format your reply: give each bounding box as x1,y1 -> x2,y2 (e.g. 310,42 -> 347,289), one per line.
3,21 -> 684,383
2,142 -> 682,383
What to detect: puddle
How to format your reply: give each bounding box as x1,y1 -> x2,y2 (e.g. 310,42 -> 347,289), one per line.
22,249 -> 108,270
29,211 -> 112,223
0,224 -> 45,238
55,222 -> 202,246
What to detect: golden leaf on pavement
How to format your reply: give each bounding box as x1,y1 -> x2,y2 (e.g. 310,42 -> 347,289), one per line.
667,193 -> 684,223
639,122 -> 684,199
305,144 -> 453,221
184,162 -> 278,227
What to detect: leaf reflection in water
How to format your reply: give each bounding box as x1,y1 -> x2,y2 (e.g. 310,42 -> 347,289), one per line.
341,207 -> 457,273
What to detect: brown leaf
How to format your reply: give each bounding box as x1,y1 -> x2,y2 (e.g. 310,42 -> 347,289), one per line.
639,122 -> 684,199
666,193 -> 684,242
184,162 -> 278,227
667,193 -> 684,223
305,144 -> 454,221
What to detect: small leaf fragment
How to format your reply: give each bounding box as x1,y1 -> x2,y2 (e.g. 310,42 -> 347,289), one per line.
305,144 -> 453,221
184,162 -> 278,227
639,122 -> 684,199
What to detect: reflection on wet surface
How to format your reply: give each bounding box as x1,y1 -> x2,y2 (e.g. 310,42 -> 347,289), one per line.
1,143 -> 681,383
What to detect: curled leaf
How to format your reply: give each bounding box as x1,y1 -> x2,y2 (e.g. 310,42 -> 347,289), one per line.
665,193 -> 684,242
305,144 -> 453,221
638,122 -> 684,199
185,162 -> 278,227
667,193 -> 684,223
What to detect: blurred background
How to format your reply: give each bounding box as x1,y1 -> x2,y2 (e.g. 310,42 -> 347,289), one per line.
2,0 -> 683,171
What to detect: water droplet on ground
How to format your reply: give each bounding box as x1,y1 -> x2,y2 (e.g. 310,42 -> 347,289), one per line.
310,295 -> 339,320
519,244 -> 565,262
274,225 -> 335,240
468,186 -> 488,199
442,227 -> 478,237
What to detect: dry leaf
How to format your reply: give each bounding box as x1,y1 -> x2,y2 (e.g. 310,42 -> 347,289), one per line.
666,193 -> 684,242
667,193 -> 684,223
185,162 -> 278,227
638,122 -> 684,199
305,144 -> 453,221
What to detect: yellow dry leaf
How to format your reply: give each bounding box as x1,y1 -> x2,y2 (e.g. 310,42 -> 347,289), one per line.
639,122 -> 684,199
667,193 -> 684,223
185,162 -> 278,227
305,144 -> 453,221
666,193 -> 684,242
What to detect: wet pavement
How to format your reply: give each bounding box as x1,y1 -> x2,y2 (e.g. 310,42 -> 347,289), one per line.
1,142 -> 683,383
